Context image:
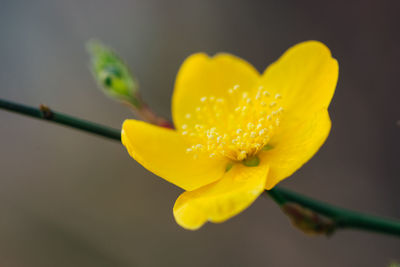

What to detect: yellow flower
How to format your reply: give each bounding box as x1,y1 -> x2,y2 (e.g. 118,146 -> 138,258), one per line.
121,41 -> 339,230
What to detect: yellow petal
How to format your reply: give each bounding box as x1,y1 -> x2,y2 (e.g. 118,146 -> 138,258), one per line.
173,161 -> 269,230
122,119 -> 227,191
172,53 -> 260,130
261,40 -> 338,118
261,109 -> 331,189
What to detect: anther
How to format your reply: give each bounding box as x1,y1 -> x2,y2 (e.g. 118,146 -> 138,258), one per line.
263,91 -> 270,97
238,151 -> 247,160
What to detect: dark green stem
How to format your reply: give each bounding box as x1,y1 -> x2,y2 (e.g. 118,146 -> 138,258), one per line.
0,98 -> 121,141
265,187 -> 286,205
268,187 -> 400,236
1,98 -> 400,237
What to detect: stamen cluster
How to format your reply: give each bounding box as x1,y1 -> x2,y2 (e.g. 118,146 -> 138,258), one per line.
181,85 -> 283,161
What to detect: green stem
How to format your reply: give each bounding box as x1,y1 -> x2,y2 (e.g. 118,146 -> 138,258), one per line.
0,98 -> 121,141
265,187 -> 286,205
1,98 -> 400,237
269,187 -> 400,236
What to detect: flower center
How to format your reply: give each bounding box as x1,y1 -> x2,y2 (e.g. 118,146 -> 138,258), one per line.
181,85 -> 283,161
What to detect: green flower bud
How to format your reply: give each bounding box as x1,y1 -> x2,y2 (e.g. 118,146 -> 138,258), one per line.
87,40 -> 140,107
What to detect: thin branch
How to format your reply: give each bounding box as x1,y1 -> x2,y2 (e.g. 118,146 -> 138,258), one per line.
269,187 -> 400,236
0,98 -> 120,141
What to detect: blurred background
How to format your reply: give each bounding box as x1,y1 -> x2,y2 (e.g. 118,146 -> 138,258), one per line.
0,0 -> 399,266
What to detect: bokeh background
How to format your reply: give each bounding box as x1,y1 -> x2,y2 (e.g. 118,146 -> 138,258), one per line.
0,0 -> 399,266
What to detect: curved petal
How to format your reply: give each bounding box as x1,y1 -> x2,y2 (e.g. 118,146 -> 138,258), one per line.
261,41 -> 338,118
261,109 -> 331,189
173,161 -> 269,230
122,119 -> 227,191
172,53 -> 260,130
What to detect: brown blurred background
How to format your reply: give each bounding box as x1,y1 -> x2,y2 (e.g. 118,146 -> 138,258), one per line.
0,0 -> 399,266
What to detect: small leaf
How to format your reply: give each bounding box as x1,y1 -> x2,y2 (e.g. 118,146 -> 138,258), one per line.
87,40 -> 140,107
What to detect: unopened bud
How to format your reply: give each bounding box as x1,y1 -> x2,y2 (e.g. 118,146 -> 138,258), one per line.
282,203 -> 336,236
87,40 -> 140,107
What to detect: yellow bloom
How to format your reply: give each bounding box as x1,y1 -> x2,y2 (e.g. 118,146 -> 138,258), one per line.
122,41 -> 339,230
